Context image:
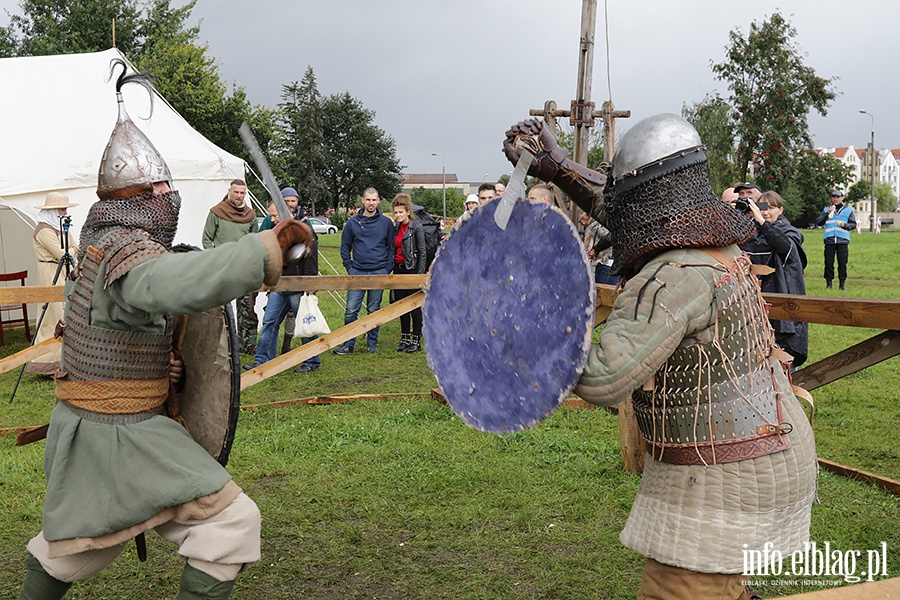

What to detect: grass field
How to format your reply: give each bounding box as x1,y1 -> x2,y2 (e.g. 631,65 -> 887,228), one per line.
1,229 -> 898,599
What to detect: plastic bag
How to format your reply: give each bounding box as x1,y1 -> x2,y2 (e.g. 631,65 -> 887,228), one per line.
294,294 -> 330,337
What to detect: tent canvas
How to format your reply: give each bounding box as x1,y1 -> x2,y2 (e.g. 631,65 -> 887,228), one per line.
0,48 -> 248,292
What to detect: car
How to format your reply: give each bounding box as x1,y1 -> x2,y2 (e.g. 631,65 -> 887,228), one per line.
307,216 -> 338,235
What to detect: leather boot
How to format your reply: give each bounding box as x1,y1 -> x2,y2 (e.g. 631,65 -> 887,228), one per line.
176,564 -> 235,600
405,334 -> 421,353
396,333 -> 411,352
825,280 -> 832,289
19,554 -> 71,600
281,331 -> 293,354
839,279 -> 846,291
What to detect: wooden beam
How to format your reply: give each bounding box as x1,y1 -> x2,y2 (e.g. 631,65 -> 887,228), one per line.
818,458 -> 900,496
765,293 -> 900,330
240,292 -> 424,390
0,285 -> 63,304
0,338 -> 61,374
793,330 -> 900,392
242,392 -> 432,411
6,281 -> 900,331
274,274 -> 427,293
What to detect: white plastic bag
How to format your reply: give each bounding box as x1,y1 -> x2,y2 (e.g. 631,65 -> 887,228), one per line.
294,294 -> 331,337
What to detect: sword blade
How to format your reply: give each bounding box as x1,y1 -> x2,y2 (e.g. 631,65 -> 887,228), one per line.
238,122 -> 292,222
494,149 -> 534,231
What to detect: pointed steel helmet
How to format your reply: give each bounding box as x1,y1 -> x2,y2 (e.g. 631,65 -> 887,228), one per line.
610,113 -> 704,183
97,62 -> 172,200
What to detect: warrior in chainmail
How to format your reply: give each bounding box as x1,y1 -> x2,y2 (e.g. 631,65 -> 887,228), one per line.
18,59 -> 313,600
504,114 -> 817,599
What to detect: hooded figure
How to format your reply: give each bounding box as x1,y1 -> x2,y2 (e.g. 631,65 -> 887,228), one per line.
504,114 -> 817,600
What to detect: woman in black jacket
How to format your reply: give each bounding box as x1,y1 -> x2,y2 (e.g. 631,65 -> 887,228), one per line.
391,194 -> 427,352
739,190 -> 809,367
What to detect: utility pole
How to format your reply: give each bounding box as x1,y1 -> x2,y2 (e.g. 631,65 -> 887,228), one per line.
527,0 -> 641,474
529,1 -> 630,212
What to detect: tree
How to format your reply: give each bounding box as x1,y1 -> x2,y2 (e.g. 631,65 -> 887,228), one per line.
409,187 -> 464,218
789,150 -> 853,221
682,94 -> 737,195
0,0 -> 142,57
320,92 -> 403,209
712,12 -> 837,191
847,180 -> 896,213
277,67 -> 328,216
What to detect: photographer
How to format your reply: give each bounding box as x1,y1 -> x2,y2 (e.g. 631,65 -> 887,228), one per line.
739,190 -> 808,367
28,192 -> 78,376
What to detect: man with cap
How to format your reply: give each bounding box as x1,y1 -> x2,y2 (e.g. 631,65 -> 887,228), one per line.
28,192 -> 79,376
247,187 -> 322,372
504,114 -> 816,599
202,178 -> 260,353
734,181 -> 761,202
815,189 -> 856,290
18,59 -> 313,600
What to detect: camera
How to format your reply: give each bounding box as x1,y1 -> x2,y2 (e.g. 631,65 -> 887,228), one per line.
733,199 -> 768,214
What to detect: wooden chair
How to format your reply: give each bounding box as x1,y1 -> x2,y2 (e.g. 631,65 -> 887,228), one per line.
0,270 -> 31,346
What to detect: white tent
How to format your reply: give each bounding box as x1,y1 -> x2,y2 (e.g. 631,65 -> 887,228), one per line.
0,48 -> 248,288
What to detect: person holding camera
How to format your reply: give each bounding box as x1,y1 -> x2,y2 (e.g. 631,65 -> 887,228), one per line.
739,191 -> 809,367
815,189 -> 856,290
28,192 -> 79,376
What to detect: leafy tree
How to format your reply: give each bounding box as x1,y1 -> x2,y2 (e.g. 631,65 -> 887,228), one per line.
0,0 -> 142,56
320,92 -> 403,209
789,150 -> 853,220
682,94 -> 737,195
712,12 -> 837,191
277,67 -> 328,216
847,180 -> 896,213
409,187 -> 464,219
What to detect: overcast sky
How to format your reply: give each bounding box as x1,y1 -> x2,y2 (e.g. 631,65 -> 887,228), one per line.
3,0 -> 897,183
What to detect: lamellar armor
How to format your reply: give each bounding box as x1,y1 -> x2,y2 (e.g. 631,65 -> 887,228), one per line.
609,114 -> 789,465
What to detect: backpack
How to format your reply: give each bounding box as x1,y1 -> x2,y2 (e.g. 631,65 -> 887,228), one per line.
413,204 -> 444,268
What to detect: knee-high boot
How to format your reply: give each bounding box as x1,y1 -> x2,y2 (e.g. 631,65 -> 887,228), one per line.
176,563 -> 236,600
19,554 -> 71,600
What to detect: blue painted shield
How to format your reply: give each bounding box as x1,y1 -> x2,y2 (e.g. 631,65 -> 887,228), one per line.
423,200 -> 595,433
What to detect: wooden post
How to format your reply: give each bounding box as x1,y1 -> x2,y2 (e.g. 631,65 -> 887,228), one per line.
543,100 -> 558,132
600,100 -> 630,163
572,0 -> 597,167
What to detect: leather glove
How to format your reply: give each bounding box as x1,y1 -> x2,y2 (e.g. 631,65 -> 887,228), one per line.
502,119 -> 569,181
274,218 -> 314,264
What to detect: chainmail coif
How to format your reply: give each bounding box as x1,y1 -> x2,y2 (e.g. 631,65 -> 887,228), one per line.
605,161 -> 754,276
78,190 -> 181,263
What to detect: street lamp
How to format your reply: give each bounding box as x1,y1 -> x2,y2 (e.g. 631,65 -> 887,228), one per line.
431,152 -> 446,224
859,109 -> 876,232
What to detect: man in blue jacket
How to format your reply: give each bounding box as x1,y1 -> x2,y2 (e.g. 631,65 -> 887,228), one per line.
334,187 -> 394,353
815,189 -> 857,290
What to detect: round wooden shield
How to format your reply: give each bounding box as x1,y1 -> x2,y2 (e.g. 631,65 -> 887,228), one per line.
423,200 -> 595,433
175,304 -> 241,465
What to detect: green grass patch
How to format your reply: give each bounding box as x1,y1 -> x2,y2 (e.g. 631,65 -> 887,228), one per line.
0,231 -> 898,598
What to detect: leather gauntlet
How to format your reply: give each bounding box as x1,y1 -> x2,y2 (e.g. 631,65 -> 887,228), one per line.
503,118 -> 608,222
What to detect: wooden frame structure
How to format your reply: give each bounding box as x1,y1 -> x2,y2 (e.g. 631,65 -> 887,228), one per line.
3,278 -> 900,488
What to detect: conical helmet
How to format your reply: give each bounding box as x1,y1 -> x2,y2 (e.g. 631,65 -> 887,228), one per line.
96,63 -> 172,200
